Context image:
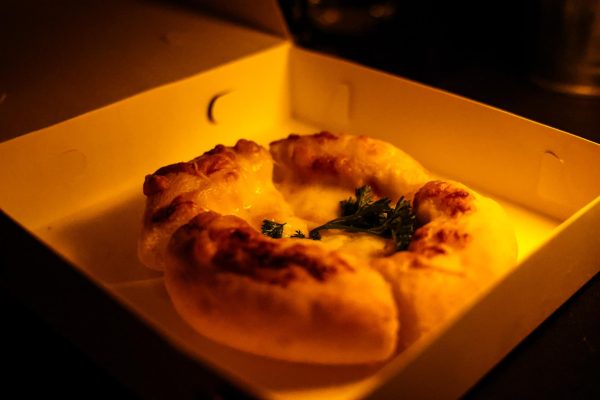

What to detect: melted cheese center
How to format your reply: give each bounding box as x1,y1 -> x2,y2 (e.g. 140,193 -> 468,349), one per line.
275,183 -> 353,227
276,182 -> 390,257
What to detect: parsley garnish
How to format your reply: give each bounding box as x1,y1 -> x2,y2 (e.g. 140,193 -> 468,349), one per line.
340,185 -> 374,216
261,185 -> 415,252
261,220 -> 285,239
291,230 -> 306,238
310,186 -> 415,251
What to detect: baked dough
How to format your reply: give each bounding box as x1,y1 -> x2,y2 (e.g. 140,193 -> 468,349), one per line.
165,211 -> 398,364
270,132 -> 430,225
372,180 -> 517,349
139,139 -> 306,271
139,132 -> 517,364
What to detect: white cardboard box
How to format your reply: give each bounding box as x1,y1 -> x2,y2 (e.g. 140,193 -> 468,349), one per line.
1,2 -> 599,399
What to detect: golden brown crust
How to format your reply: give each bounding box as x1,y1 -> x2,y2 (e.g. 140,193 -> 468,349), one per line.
413,180 -> 473,219
372,180 -> 517,349
138,139 -> 303,271
409,225 -> 471,258
143,139 -> 260,197
269,132 -> 431,201
170,212 -> 354,287
165,212 -> 399,364
139,132 -> 517,364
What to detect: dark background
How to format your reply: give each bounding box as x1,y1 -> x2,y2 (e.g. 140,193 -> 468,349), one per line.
2,0 -> 599,399
282,0 -> 600,139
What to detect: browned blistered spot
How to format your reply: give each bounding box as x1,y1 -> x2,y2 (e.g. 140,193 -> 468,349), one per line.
205,144 -> 227,156
151,196 -> 196,224
145,141 -> 256,191
230,228 -> 252,241
419,246 -> 447,257
269,270 -> 297,287
409,255 -> 428,269
210,231 -> 351,287
270,132 -> 338,148
169,213 -> 217,268
408,255 -> 466,277
414,181 -> 473,217
195,152 -> 236,175
411,228 -> 428,242
143,174 -> 170,196
313,131 -> 339,143
435,228 -> 470,244
434,229 -> 448,242
289,145 -> 311,169
153,162 -> 199,177
311,156 -> 339,175
409,225 -> 471,258
171,215 -> 354,287
270,133 -> 300,147
234,139 -> 261,154
189,211 -> 221,230
151,204 -> 176,224
223,171 -> 240,182
172,211 -> 354,287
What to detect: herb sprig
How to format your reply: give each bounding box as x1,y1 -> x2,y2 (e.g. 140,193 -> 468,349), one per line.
311,186 -> 415,251
261,185 -> 416,252
261,220 -> 285,239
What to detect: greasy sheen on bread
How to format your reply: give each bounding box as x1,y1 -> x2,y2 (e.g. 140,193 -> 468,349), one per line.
139,132 -> 517,364
166,211 -> 398,364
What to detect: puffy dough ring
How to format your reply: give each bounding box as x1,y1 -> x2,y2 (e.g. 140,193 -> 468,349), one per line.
270,133 -> 517,350
270,132 -> 431,201
165,211 -> 399,364
139,139 -> 306,271
374,180 -> 517,349
139,132 -> 517,364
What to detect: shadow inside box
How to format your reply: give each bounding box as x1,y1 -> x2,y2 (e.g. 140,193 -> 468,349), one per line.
39,189 -> 162,284
37,189 -> 393,392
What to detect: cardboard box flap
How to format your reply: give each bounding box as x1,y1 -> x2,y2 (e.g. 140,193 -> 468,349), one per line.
0,45 -> 293,229
0,0 -> 284,141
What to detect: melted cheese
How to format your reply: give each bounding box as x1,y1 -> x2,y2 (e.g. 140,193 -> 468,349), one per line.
276,181 -> 390,256
319,231 -> 389,258
275,183 -> 353,227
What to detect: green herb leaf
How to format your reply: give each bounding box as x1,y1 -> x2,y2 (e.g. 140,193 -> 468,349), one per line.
261,220 -> 285,239
310,185 -> 415,251
291,230 -> 306,238
340,185 -> 373,216
388,197 -> 416,251
309,230 -> 321,240
261,185 -> 416,252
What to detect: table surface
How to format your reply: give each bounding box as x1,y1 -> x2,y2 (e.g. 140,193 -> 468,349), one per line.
1,1 -> 599,398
